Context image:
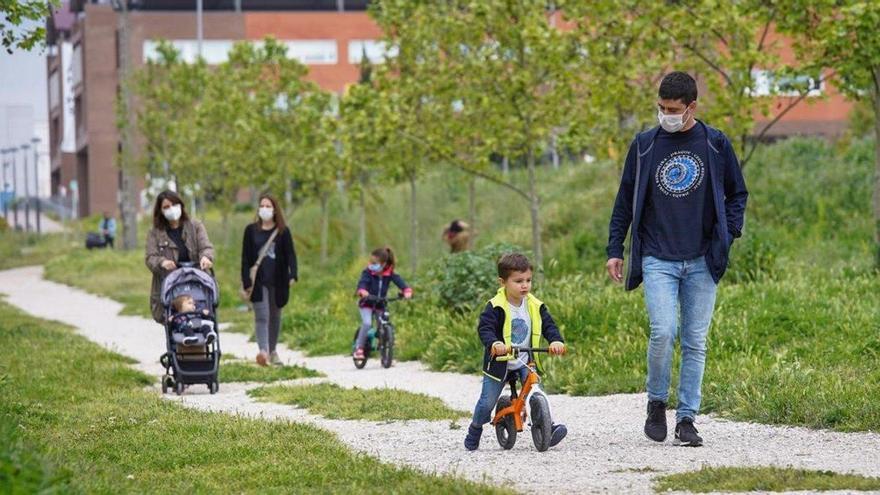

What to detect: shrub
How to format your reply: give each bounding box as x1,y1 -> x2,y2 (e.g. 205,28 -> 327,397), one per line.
427,242 -> 524,312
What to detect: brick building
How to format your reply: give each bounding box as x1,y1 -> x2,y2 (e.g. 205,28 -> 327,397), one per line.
46,0 -> 380,217
45,2 -> 854,217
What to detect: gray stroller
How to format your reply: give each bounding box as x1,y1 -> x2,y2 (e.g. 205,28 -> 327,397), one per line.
159,262 -> 221,395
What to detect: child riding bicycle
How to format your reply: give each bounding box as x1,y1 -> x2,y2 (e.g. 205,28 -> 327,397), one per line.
464,252 -> 567,451
353,246 -> 412,360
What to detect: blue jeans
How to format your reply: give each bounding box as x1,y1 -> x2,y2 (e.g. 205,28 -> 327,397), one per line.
471,367 -> 530,425
642,255 -> 717,422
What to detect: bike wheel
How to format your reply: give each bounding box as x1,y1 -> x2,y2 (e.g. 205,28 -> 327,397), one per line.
494,395 -> 517,449
380,324 -> 394,368
529,393 -> 552,452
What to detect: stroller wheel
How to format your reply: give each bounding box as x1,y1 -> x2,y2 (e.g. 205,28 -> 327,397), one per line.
209,381 -> 219,394
160,353 -> 170,370
161,374 -> 173,394
175,381 -> 185,396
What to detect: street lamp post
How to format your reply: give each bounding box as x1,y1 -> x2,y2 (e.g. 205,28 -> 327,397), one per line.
31,137 -> 42,234
196,0 -> 203,58
1,149 -> 8,221
10,148 -> 18,230
20,144 -> 31,232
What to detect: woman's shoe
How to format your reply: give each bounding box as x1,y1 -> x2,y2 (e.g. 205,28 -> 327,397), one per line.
256,351 -> 268,367
269,351 -> 283,366
353,348 -> 365,360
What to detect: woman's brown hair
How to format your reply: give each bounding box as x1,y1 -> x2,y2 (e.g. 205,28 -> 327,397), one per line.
371,246 -> 395,268
152,190 -> 189,230
255,194 -> 286,233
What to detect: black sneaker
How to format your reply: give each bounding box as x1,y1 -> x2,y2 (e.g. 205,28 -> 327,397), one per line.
674,418 -> 703,447
644,400 -> 668,442
549,423 -> 567,447
464,423 -> 482,451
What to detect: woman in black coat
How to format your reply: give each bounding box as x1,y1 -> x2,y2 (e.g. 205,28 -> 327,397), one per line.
241,194 -> 298,366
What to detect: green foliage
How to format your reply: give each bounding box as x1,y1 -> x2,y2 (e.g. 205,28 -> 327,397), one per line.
249,383 -> 468,421
0,301 -> 499,494
0,0 -> 59,53
656,466 -> 880,493
427,243 -> 523,313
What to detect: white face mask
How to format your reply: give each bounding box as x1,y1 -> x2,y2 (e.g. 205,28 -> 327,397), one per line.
657,107 -> 691,133
163,204 -> 182,222
258,207 -> 274,222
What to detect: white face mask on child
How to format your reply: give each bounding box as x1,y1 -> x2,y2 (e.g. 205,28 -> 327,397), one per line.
258,207 -> 274,221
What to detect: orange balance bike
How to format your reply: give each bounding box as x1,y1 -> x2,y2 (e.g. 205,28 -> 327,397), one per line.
490,346 -> 556,452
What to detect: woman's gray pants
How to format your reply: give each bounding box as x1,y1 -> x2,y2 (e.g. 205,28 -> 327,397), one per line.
254,285 -> 281,353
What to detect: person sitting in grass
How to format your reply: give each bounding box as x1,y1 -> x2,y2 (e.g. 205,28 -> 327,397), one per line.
464,252 -> 567,451
168,294 -> 216,346
353,246 -> 413,360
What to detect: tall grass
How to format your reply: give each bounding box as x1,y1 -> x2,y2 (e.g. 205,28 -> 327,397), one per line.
39,137 -> 880,432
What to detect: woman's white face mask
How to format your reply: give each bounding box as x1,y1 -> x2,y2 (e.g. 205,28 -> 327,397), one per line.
258,207 -> 274,222
163,204 -> 182,222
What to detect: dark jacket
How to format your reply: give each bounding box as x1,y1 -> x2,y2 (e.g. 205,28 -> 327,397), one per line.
356,266 -> 412,308
478,289 -> 564,382
145,220 -> 214,323
240,224 -> 298,308
606,121 -> 749,290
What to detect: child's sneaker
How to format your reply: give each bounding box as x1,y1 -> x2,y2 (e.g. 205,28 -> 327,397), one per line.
182,335 -> 200,346
464,424 -> 482,451
353,348 -> 365,360
549,423 -> 567,447
204,331 -> 217,345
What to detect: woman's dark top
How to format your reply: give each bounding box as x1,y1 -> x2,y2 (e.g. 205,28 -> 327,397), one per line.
254,227 -> 277,287
241,223 -> 298,307
168,227 -> 191,262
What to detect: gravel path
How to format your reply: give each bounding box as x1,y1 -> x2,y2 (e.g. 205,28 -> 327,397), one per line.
2,265 -> 879,494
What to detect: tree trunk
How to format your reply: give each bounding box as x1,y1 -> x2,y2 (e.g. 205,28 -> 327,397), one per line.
873,74 -> 880,269
358,181 -> 367,256
550,132 -> 560,170
116,2 -> 138,250
502,156 -> 510,175
468,176 -> 476,249
409,174 -> 418,273
320,192 -> 329,265
526,148 -> 543,274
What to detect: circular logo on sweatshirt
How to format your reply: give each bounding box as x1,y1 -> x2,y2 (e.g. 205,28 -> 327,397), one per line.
656,151 -> 704,198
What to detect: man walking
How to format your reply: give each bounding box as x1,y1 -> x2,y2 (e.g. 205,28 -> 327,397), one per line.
605,72 -> 748,446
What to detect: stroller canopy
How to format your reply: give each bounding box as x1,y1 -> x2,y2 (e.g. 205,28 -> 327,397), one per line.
162,267 -> 219,308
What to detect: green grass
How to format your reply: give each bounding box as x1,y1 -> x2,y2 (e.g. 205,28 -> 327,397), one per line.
30,137 -> 880,432
249,383 -> 468,421
655,466 -> 880,493
219,361 -> 322,382
0,300 -> 500,494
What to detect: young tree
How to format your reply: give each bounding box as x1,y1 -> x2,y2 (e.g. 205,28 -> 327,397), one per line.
777,0 -> 880,267
373,0 -> 591,271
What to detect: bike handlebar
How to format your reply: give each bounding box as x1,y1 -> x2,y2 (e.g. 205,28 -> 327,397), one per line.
361,294 -> 408,303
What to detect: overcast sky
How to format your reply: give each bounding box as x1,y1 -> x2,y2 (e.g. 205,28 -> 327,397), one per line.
0,20 -> 48,117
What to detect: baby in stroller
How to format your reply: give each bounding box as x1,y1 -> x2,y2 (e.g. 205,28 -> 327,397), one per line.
168,294 -> 217,346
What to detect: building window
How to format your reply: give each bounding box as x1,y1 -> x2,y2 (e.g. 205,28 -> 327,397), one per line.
72,43 -> 83,87
348,40 -> 397,64
143,39 -> 338,65
49,70 -> 61,110
750,69 -> 823,97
